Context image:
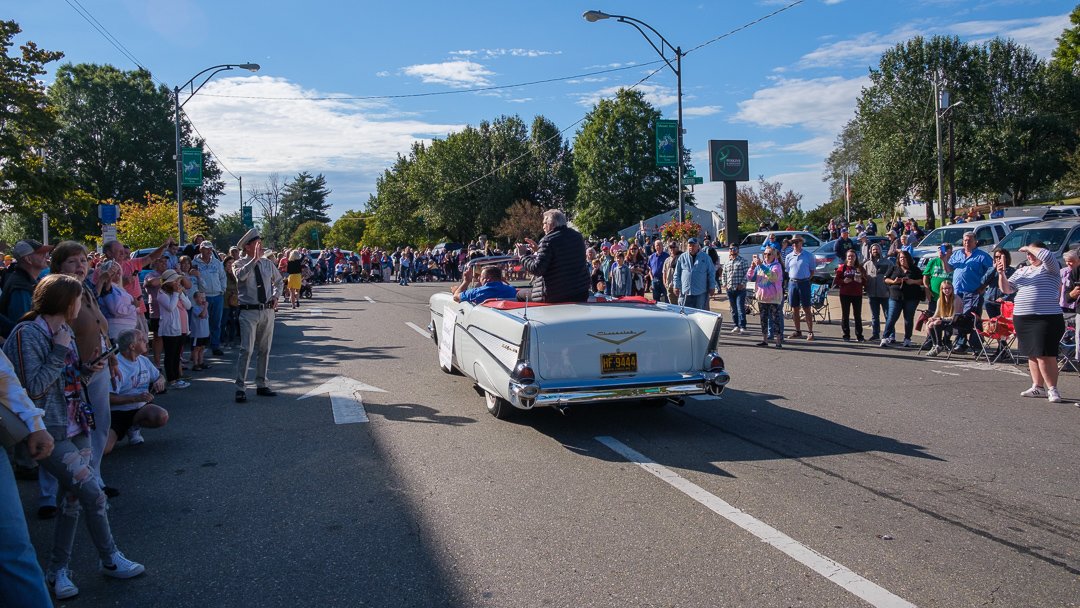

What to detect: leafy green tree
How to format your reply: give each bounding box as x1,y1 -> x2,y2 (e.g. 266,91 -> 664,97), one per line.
289,220 -> 330,249
117,193 -> 208,249
47,63 -> 224,230
327,210 -> 367,249
212,210 -> 247,252
365,150 -> 426,248
572,88 -> 691,237
1052,4 -> 1080,75
528,115 -> 577,210
280,171 -> 332,232
0,21 -> 67,234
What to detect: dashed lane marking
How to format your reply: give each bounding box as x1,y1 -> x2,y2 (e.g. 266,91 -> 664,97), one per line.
364,296 -> 376,303
405,322 -> 431,339
596,436 -> 918,608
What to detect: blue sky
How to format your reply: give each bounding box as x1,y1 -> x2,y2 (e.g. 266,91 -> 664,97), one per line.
11,0 -> 1076,222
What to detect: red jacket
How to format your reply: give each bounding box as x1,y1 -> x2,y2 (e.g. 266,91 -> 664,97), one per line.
834,264 -> 866,297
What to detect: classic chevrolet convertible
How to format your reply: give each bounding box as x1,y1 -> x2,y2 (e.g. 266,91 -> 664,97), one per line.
428,258 -> 730,418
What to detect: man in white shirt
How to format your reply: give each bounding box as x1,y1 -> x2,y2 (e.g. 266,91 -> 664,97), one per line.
106,329 -> 169,453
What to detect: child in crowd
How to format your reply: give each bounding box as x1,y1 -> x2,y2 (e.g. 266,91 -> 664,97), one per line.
190,291 -> 211,371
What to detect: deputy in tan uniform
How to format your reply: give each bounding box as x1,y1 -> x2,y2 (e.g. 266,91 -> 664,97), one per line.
233,229 -> 284,403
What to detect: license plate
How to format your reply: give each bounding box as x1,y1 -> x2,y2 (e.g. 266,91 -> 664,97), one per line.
601,352 -> 637,374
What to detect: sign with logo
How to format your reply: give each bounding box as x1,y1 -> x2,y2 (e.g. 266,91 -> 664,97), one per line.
242,205 -> 254,228
708,140 -> 749,182
98,204 -> 118,225
655,120 -> 679,167
181,148 -> 203,187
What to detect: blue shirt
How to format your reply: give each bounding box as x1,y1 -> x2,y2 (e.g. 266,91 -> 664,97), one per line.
947,248 -> 993,294
673,250 -> 716,296
647,251 -> 668,277
459,281 -> 518,304
785,249 -> 816,280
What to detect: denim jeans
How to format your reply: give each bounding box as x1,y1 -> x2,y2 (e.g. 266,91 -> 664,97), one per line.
727,289 -> 747,328
680,293 -> 709,311
885,298 -> 919,341
86,368 -> 111,489
0,449 -> 52,607
651,279 -> 667,304
37,433 -> 119,571
868,296 -> 888,338
206,293 -> 224,349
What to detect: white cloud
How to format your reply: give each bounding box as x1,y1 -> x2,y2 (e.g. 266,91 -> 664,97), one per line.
769,169 -> 832,208
449,48 -> 561,59
375,71 -> 390,77
796,25 -> 922,69
778,136 -> 835,156
402,60 -> 495,88
950,14 -> 1071,57
683,105 -> 723,117
182,75 -> 463,210
734,76 -> 868,133
576,83 -> 678,109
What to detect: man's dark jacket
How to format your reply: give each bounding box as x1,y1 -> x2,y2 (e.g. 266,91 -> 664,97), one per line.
522,225 -> 589,302
0,266 -> 37,338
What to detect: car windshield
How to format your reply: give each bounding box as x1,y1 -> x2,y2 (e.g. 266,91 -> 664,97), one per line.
918,228 -> 969,247
997,228 -> 1070,252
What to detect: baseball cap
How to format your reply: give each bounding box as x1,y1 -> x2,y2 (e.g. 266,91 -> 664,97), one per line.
687,237 -> 698,245
199,240 -> 214,249
13,239 -> 53,259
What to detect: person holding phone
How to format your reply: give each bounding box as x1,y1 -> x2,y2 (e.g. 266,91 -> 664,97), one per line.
3,274 -> 146,600
52,242 -> 122,503
748,247 -> 784,348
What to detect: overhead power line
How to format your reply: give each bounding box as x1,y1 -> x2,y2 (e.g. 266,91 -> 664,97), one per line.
685,0 -> 804,56
61,0 -> 149,72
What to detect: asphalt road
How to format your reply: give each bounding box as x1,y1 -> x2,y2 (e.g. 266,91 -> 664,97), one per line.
18,281 -> 1080,607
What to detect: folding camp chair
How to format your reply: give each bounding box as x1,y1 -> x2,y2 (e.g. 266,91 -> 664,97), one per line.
975,302 -> 1018,365
1058,318 -> 1079,375
809,278 -> 832,324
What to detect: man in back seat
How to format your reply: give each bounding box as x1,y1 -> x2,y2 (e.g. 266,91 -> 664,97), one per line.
453,265 -> 518,304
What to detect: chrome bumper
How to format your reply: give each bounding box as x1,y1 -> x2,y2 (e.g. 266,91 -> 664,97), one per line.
509,370 -> 730,409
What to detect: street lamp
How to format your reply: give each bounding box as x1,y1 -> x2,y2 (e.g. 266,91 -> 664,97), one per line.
583,10 -> 686,222
174,63 -> 260,243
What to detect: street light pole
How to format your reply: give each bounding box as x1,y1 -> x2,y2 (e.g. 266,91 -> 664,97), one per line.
173,62 -> 260,244
583,10 -> 685,222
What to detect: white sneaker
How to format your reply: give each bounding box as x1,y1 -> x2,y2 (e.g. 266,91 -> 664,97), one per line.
47,567 -> 79,599
902,339 -> 912,347
1047,387 -> 1062,403
730,326 -> 740,334
879,338 -> 890,347
1020,386 -> 1046,398
127,427 -> 145,446
170,380 -> 190,389
100,550 -> 145,579
926,346 -> 940,357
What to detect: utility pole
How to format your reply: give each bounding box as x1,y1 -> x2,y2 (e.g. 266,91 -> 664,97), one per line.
933,73 -> 946,227
948,118 -> 957,220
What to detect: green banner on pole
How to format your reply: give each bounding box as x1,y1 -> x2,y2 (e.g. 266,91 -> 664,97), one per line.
655,119 -> 678,167
241,205 -> 253,228
181,148 -> 203,187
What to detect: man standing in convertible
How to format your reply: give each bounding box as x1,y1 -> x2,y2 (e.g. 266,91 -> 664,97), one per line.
522,209 -> 590,302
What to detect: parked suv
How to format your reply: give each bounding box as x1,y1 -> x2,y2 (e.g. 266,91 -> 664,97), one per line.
995,218 -> 1080,267
716,230 -> 822,267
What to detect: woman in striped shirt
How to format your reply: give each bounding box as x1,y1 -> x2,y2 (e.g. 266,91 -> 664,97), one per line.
997,243 -> 1065,403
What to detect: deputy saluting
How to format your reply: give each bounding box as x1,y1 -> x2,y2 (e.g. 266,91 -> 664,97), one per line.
232,228 -> 284,403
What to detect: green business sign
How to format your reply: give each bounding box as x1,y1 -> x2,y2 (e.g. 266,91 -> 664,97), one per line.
655,119 -> 678,167
241,205 -> 253,228
708,140 -> 749,182
181,148 -> 203,187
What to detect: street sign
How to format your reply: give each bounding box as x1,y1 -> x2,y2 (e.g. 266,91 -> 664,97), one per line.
241,205 -> 253,228
98,204 -> 118,225
181,148 -> 203,187
686,168 -> 696,177
685,176 -> 704,185
655,119 -> 678,167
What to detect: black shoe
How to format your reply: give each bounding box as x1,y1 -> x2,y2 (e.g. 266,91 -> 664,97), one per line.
256,387 -> 277,397
102,486 -> 120,498
856,336 -> 866,342
842,336 -> 850,342
755,341 -> 768,347
235,390 -> 247,403
37,505 -> 57,520
13,465 -> 38,481
212,349 -> 225,356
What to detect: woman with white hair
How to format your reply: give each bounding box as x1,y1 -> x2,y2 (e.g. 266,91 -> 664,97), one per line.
96,260 -> 139,340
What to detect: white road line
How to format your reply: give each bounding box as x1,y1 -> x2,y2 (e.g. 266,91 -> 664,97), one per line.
364,296 -> 376,303
930,370 -> 960,376
405,322 -> 431,339
596,436 -> 917,608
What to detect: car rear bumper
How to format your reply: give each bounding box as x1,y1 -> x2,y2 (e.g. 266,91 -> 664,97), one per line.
508,370 -> 730,409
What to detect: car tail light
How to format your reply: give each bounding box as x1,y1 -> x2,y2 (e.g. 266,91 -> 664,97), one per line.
704,352 -> 724,371
512,361 -> 535,383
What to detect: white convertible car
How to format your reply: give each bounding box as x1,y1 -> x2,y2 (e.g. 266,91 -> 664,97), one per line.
428,258 -> 730,419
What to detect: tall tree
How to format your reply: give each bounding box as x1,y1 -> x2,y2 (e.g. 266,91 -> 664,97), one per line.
212,210 -> 247,252
47,63 -> 224,228
0,20 -> 66,237
572,88 -> 691,237
1052,4 -> 1080,75
327,210 -> 367,249
736,176 -> 804,228
528,116 -> 577,210
289,220 -> 330,249
116,193 -> 208,249
495,200 -> 545,244
280,171 -> 332,229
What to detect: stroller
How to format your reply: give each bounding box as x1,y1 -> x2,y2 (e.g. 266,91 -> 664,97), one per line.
299,267 -> 314,299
